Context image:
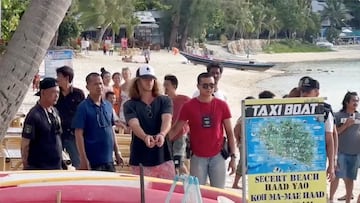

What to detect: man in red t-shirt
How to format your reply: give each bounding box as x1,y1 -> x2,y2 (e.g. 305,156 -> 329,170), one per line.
169,72 -> 236,188
164,74 -> 190,174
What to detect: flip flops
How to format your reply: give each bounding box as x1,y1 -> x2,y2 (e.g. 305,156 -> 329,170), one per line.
337,194 -> 354,201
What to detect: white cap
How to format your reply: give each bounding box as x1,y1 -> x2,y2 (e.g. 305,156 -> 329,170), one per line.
136,65 -> 156,79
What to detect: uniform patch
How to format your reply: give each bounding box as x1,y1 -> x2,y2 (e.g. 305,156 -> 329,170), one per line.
24,124 -> 32,134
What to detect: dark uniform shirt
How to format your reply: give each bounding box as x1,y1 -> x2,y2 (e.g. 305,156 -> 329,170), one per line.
22,103 -> 63,169
55,87 -> 85,139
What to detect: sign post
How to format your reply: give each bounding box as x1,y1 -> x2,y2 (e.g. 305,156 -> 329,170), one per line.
242,98 -> 327,203
45,49 -> 73,78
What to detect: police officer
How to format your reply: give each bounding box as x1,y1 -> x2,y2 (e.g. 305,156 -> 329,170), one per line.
21,77 -> 63,170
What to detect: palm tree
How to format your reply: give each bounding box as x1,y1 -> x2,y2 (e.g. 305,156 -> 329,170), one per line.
0,0 -> 71,141
222,0 -> 253,40
251,3 -> 266,39
77,0 -> 137,44
322,0 -> 349,29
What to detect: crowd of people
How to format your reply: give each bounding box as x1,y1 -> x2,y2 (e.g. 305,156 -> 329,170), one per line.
20,62 -> 360,201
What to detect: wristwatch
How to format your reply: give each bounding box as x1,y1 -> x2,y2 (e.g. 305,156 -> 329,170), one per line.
230,154 -> 237,159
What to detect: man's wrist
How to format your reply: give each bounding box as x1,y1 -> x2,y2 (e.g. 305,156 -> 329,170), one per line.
142,134 -> 148,141
159,132 -> 166,137
230,153 -> 236,159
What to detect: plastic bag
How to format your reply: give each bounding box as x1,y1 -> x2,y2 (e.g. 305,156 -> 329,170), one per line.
165,175 -> 203,203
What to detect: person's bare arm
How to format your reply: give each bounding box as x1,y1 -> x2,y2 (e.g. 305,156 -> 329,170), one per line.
154,113 -> 172,147
21,138 -> 30,169
112,129 -> 123,166
325,131 -> 335,181
233,122 -> 242,146
159,113 -> 172,136
337,118 -> 354,134
75,128 -> 89,170
224,118 -> 236,175
128,118 -> 149,141
332,127 -> 338,159
224,118 -> 236,155
168,120 -> 187,141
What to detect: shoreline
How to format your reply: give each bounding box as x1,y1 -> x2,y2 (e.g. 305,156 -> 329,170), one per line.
19,48 -> 360,118
13,49 -> 360,193
249,47 -> 360,64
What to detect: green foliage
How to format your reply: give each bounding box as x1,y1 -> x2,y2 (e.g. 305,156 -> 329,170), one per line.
326,27 -> 341,42
258,119 -> 315,165
1,0 -> 30,41
77,0 -> 138,42
263,40 -> 331,53
134,0 -> 170,11
57,16 -> 80,46
343,0 -> 360,28
321,0 -> 348,29
221,0 -> 254,39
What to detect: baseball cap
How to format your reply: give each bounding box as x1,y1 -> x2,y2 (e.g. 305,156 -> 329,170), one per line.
299,77 -> 320,91
35,77 -> 58,96
298,76 -> 312,88
136,65 -> 156,79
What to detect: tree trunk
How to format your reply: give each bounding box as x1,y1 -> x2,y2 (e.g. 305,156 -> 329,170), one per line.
97,23 -> 111,44
50,30 -> 59,48
0,0 -> 71,141
267,32 -> 271,44
179,24 -> 189,51
231,20 -> 239,40
169,0 -> 181,49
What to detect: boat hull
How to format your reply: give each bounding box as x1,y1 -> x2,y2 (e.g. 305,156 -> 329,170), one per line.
180,51 -> 274,71
0,170 -> 242,203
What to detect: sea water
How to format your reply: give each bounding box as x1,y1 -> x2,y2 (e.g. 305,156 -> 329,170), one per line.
256,60 -> 360,111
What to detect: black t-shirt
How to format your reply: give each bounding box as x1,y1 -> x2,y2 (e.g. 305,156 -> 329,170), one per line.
22,104 -> 62,169
55,87 -> 85,139
124,95 -> 173,166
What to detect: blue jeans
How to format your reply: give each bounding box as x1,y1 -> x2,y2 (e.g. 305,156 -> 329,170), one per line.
190,152 -> 226,188
62,136 -> 80,168
335,153 -> 360,180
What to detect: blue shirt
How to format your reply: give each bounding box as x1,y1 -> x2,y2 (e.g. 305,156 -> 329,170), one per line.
72,97 -> 115,166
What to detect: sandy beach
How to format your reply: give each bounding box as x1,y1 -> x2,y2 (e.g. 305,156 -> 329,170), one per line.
17,47 -> 360,201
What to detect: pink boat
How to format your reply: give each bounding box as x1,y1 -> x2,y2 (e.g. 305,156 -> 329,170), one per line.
0,171 -> 242,203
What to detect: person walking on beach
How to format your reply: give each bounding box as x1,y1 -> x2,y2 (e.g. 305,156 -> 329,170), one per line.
169,72 -> 236,188
72,72 -> 123,172
329,91 -> 360,203
193,62 -> 226,101
163,74 -> 191,174
299,77 -> 335,182
123,65 -> 175,179
143,46 -> 150,63
21,78 -> 62,170
55,66 -> 85,168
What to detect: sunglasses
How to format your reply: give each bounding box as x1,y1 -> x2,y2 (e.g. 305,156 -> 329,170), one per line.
146,105 -> 153,118
200,83 -> 215,89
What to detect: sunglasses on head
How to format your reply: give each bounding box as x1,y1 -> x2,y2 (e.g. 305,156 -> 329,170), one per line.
200,83 -> 215,89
